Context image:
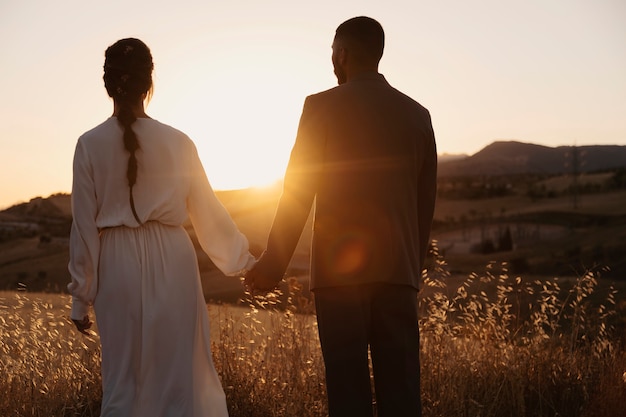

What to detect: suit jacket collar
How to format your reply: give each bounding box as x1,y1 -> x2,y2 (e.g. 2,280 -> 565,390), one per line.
347,72 -> 387,84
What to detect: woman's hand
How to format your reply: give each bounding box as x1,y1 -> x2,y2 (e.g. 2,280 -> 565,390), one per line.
72,315 -> 93,335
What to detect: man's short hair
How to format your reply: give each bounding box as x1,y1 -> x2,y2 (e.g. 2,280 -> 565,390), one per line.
335,16 -> 385,65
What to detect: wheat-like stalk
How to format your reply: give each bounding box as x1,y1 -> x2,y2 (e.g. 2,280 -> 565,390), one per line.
1,246 -> 624,417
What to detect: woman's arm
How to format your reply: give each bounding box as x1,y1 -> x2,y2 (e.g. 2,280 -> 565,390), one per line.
67,138 -> 100,321
186,141 -> 255,275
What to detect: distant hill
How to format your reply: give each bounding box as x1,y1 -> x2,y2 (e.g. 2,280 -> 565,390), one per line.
438,141 -> 626,177
2,145 -> 626,293
2,141 -> 623,221
438,153 -> 468,163
3,194 -> 71,220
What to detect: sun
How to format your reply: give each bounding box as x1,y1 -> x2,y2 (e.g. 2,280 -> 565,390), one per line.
206,149 -> 288,191
176,88 -> 298,191
159,94 -> 298,191
156,84 -> 305,191
147,37 -> 328,191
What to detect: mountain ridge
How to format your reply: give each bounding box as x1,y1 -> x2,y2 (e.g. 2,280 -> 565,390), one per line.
438,141 -> 626,177
2,139 -> 625,293
2,141 -> 624,216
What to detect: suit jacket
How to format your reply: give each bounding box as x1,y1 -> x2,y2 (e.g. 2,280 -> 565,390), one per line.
259,72 -> 437,290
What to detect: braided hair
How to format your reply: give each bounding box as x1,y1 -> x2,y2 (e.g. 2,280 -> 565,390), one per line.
103,38 -> 154,224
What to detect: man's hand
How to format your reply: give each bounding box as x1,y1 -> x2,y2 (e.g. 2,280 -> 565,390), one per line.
244,252 -> 282,294
72,315 -> 93,335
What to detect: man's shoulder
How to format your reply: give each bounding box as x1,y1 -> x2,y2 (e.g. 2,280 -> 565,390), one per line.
298,87 -> 342,117
302,78 -> 431,122
384,83 -> 429,114
307,79 -> 427,109
306,85 -> 343,102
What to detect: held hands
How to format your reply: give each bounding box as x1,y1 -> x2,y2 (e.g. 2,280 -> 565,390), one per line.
243,252 -> 282,295
72,315 -> 93,335
244,267 -> 280,294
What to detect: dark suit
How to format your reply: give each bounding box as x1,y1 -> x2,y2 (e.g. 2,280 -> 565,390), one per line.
257,72 -> 437,416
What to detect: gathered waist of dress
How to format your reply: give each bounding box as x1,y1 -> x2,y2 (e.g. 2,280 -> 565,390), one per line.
98,220 -> 181,233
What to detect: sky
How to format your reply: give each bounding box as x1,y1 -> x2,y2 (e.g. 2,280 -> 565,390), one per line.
1,0 -> 625,209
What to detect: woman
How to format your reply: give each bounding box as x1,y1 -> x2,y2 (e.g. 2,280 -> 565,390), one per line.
68,38 -> 255,416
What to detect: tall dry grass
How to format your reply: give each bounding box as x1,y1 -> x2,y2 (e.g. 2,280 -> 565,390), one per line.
1,246 -> 625,416
213,278 -> 326,417
0,291 -> 101,416
419,244 -> 625,416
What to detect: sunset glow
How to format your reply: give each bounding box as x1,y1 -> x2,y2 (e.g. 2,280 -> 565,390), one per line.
1,0 -> 625,209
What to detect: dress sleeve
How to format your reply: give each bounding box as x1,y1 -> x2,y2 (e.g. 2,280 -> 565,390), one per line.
186,142 -> 256,275
67,139 -> 100,320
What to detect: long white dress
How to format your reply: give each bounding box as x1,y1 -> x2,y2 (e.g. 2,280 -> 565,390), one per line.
68,117 -> 255,417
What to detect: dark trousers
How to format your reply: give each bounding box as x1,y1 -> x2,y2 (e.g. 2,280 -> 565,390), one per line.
314,283 -> 421,417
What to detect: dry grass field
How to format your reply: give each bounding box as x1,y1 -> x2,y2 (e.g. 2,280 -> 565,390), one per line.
434,189 -> 626,220
2,250 -> 625,417
1,180 -> 625,415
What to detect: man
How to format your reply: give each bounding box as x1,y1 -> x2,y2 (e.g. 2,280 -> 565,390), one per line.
245,16 -> 437,417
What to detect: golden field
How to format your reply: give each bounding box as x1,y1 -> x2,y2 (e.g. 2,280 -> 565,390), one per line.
1,251 -> 625,417
1,168 -> 625,415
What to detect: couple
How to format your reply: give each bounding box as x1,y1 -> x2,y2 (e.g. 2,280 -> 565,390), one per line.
68,16 -> 437,417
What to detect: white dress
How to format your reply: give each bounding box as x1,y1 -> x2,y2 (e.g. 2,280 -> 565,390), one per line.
68,117 -> 255,417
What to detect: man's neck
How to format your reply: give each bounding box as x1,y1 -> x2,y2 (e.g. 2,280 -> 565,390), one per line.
346,65 -> 379,81
346,69 -> 380,82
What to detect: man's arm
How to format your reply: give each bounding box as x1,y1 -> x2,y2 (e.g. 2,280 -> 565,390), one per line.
417,111 -> 438,268
246,96 -> 324,290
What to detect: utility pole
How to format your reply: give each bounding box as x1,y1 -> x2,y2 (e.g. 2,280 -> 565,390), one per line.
571,145 -> 579,210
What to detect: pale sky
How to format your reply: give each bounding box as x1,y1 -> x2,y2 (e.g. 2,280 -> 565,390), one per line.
1,0 -> 625,209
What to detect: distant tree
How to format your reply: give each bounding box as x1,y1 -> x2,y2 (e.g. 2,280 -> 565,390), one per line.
608,168 -> 626,190
471,239 -> 496,254
498,227 -> 513,252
